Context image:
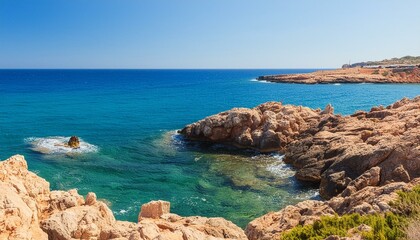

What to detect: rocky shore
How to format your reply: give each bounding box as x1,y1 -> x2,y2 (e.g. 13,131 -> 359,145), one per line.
2,96 -> 419,239
257,67 -> 420,84
181,96 -> 420,199
181,96 -> 420,239
0,155 -> 247,240
245,178 -> 420,240
2,155 -> 418,240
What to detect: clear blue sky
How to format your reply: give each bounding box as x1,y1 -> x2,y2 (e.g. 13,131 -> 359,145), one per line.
1,0 -> 419,69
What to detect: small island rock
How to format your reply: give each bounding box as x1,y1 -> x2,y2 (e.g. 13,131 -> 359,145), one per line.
67,136 -> 80,148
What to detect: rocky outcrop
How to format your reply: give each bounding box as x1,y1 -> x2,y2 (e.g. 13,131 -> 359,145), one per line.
257,67 -> 420,84
0,155 -> 247,240
182,96 -> 420,201
67,136 -> 80,148
180,102 -> 333,152
245,178 -> 420,240
285,96 -> 420,199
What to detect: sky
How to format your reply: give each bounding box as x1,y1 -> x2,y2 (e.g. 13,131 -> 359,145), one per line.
0,0 -> 419,69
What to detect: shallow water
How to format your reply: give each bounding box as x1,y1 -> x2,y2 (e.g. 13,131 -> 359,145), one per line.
0,69 -> 419,227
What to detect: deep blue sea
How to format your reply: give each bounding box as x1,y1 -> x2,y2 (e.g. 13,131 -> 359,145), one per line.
1,69 -> 419,227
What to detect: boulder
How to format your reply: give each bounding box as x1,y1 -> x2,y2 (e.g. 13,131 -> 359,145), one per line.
67,136 -> 80,148
139,200 -> 170,220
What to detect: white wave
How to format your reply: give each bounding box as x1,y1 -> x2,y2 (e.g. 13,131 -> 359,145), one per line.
265,154 -> 295,178
295,189 -> 320,200
333,83 -> 341,86
249,79 -> 273,84
25,136 -> 98,154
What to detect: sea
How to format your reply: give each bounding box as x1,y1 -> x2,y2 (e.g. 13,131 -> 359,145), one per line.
1,69 -> 419,228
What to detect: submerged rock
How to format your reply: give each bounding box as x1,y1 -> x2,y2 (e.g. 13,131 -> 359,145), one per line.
0,155 -> 247,240
26,136 -> 98,154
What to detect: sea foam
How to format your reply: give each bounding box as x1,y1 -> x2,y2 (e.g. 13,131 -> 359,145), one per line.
265,154 -> 295,178
25,136 -> 98,154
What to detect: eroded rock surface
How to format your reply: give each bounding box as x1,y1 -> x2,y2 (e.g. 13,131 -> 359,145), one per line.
180,102 -> 333,152
182,97 -> 420,200
245,178 -> 420,240
0,155 -> 247,240
285,96 -> 420,199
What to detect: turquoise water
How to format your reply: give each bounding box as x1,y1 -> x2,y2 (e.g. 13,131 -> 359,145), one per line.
1,69 -> 419,227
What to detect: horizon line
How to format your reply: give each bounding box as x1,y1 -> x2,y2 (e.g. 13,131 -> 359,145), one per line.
0,67 -> 335,70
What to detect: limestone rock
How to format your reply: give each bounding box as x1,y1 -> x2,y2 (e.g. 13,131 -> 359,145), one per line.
180,102 -> 324,152
139,200 -> 170,220
85,192 -> 97,206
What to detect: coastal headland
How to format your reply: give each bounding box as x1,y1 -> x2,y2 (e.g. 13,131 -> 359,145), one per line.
257,56 -> 420,84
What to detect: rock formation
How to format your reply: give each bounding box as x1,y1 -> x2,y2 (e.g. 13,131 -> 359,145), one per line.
285,96 -> 420,199
182,96 -> 420,200
257,67 -> 420,84
67,136 -> 80,148
180,102 -> 334,152
245,178 -> 420,240
0,155 -> 247,240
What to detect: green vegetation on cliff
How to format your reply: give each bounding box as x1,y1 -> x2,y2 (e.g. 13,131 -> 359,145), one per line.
281,185 -> 420,240
343,56 -> 420,68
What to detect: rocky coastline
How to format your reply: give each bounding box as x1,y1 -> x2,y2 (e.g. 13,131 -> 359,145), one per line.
257,67 -> 420,84
181,96 -> 420,200
180,96 -> 420,239
0,155 -> 247,240
1,96 -> 419,239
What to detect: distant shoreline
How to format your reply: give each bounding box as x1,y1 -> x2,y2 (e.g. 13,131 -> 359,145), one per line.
257,66 -> 420,84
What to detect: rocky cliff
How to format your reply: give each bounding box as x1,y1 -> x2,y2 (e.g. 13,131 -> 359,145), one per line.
0,155 -> 247,240
257,67 -> 420,84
